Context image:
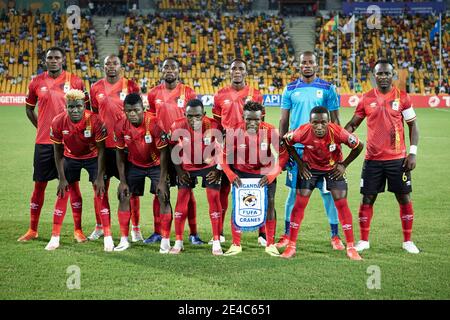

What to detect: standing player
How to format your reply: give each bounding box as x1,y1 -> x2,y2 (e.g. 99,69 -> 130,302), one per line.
278,51 -> 344,250
147,57 -> 204,245
166,99 -> 223,255
88,55 -> 141,242
221,101 -> 289,256
19,47 -> 87,242
45,89 -> 113,251
344,59 -> 420,254
281,107 -> 364,260
114,93 -> 171,251
212,58 -> 266,245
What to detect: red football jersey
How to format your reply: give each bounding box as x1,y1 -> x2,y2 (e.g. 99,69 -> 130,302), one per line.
169,116 -> 221,172
355,87 -> 415,161
212,85 -> 264,129
50,110 -> 107,160
287,122 -> 360,171
147,82 -> 197,132
90,77 -> 140,148
224,121 -> 286,175
115,112 -> 168,168
26,71 -> 86,144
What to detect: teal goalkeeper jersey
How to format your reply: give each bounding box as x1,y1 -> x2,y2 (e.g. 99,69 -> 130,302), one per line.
281,77 -> 340,132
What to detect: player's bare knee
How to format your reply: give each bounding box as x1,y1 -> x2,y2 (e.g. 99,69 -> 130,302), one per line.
395,193 -> 410,204
362,194 -> 377,205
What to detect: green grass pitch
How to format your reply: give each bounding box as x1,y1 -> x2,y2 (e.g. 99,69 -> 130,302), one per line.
0,106 -> 449,300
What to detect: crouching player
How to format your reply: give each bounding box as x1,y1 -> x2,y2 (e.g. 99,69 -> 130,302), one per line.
114,93 -> 171,251
166,99 -> 223,255
221,101 -> 288,256
45,89 -> 113,251
282,106 -> 363,260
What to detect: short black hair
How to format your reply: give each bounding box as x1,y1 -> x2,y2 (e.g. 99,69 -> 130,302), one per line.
163,57 -> 181,68
46,46 -> 65,56
373,58 -> 394,71
310,106 -> 330,117
230,58 -> 247,67
186,98 -> 204,110
299,51 -> 317,61
243,101 -> 264,112
124,93 -> 143,106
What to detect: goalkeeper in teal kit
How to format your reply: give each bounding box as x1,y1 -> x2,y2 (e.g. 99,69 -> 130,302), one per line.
277,51 -> 344,250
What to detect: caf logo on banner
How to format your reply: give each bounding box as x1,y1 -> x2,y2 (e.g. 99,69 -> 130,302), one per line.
232,178 -> 267,231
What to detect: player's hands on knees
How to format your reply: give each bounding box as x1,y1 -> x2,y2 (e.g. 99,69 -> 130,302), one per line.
94,178 -> 105,197
232,176 -> 243,188
403,154 -> 416,171
259,176 -> 269,187
117,182 -> 130,201
57,179 -> 69,198
206,168 -> 221,184
156,182 -> 169,204
299,161 -> 312,180
178,169 -> 191,185
330,163 -> 346,180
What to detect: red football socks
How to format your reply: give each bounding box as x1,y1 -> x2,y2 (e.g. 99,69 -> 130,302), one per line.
187,189 -> 197,235
174,188 -> 190,240
29,181 -> 48,231
130,195 -> 140,228
334,198 -> 355,244
400,202 -> 414,242
160,212 -> 173,238
94,186 -> 111,237
206,188 -> 222,240
51,191 -> 69,236
265,219 -> 276,246
118,210 -> 131,237
358,204 -> 374,241
288,195 -> 310,243
69,181 -> 82,231
219,182 -> 231,234
231,221 -> 241,246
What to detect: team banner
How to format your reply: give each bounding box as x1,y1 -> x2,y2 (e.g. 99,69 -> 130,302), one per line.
343,2 -> 446,15
232,178 -> 267,232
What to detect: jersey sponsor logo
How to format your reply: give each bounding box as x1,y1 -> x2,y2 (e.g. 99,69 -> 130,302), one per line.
62,130 -> 70,135
155,99 -> 163,105
223,99 -> 231,105
40,86 -> 48,92
124,135 -> 131,140
369,102 -> 377,108
97,93 -> 105,100
239,144 -> 247,149
293,92 -> 301,97
306,145 -> 314,149
316,90 -> 323,98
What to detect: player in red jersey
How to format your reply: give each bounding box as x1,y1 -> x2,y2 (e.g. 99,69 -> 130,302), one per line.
147,57 -> 205,245
89,55 -> 141,242
212,58 -> 266,246
45,89 -> 114,251
220,101 -> 288,257
165,99 -> 223,255
113,93 -> 171,251
281,106 -> 364,260
19,47 -> 88,243
344,59 -> 420,254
